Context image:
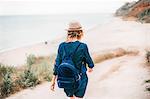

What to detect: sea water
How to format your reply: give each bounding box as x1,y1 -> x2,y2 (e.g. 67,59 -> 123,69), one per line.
0,13 -> 114,52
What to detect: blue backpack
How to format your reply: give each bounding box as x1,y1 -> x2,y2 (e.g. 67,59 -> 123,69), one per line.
57,43 -> 81,89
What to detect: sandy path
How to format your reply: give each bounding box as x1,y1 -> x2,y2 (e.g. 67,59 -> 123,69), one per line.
86,54 -> 150,99
6,54 -> 150,99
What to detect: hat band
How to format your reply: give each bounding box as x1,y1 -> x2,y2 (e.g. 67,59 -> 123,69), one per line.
69,27 -> 82,30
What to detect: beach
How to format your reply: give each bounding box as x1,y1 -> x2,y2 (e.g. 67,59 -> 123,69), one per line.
0,15 -> 150,99
0,17 -> 150,66
0,0 -> 150,98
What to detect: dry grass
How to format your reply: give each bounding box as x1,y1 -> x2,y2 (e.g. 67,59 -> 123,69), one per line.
93,48 -> 139,64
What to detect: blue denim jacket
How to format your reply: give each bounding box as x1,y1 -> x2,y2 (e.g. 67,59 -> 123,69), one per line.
53,41 -> 94,75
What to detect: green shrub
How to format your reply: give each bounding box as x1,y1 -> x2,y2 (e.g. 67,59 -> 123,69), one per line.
146,87 -> 150,91
0,54 -> 55,98
145,80 -> 150,92
17,69 -> 39,88
146,51 -> 150,63
145,79 -> 150,83
26,54 -> 36,67
0,64 -> 14,81
138,8 -> 150,20
0,72 -> 13,97
0,64 -> 14,98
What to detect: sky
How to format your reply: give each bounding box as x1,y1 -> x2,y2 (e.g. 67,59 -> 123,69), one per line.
0,0 -> 137,15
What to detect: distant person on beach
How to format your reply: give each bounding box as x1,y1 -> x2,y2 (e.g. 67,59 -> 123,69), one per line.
50,21 -> 94,99
44,41 -> 48,45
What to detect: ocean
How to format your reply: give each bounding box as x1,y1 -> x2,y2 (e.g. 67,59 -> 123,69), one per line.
0,13 -> 114,52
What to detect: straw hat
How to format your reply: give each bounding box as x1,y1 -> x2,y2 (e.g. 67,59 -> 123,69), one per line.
66,21 -> 82,31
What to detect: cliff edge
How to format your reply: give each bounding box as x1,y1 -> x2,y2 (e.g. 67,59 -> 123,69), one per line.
115,0 -> 150,23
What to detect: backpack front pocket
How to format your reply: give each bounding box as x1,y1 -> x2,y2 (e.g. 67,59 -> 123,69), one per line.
57,77 -> 75,88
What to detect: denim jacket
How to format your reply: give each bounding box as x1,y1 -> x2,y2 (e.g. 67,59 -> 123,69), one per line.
53,41 -> 94,75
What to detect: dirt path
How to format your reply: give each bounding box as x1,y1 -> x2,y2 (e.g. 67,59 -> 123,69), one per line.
6,54 -> 150,99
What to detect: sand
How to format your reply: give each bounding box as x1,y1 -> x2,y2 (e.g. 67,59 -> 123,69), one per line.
83,17 -> 150,53
1,17 -> 150,99
0,40 -> 58,66
86,54 -> 150,99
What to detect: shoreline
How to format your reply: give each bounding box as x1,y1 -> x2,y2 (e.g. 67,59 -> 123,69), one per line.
0,41 -> 58,66
0,35 -> 65,54
0,40 -> 50,54
0,25 -> 100,54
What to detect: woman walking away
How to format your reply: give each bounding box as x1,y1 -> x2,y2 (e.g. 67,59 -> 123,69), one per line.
50,21 -> 94,99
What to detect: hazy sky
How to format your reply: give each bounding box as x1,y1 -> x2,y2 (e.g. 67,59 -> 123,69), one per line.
0,0 -> 137,15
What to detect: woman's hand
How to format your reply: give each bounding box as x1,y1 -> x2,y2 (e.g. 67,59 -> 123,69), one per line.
50,75 -> 56,91
50,81 -> 55,91
88,68 -> 93,73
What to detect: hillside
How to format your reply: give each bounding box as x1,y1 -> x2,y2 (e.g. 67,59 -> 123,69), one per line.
115,0 -> 150,23
5,17 -> 150,99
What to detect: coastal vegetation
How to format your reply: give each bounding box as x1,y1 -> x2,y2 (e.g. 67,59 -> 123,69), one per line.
0,54 -> 55,99
0,64 -> 14,98
0,47 -> 140,98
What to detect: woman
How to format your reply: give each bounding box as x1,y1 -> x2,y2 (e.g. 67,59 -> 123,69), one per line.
50,21 -> 94,99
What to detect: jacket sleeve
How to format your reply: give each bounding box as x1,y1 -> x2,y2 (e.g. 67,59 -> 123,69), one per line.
53,44 -> 62,75
83,44 -> 94,68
